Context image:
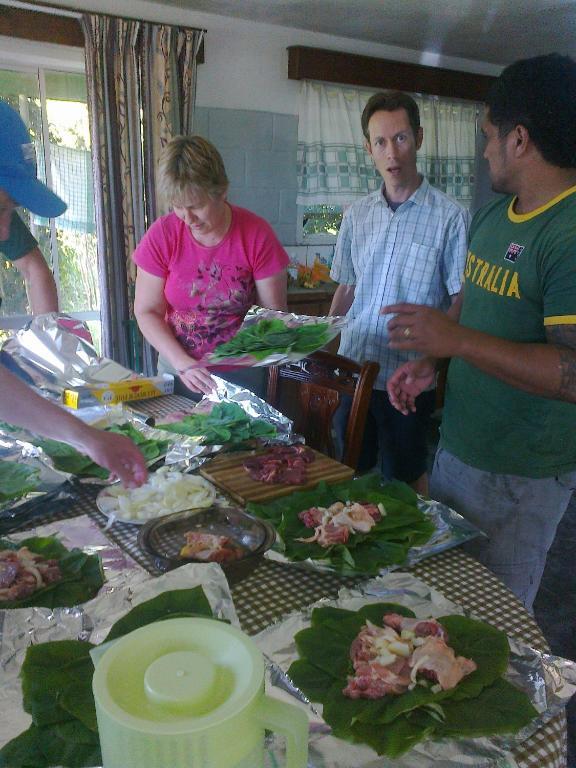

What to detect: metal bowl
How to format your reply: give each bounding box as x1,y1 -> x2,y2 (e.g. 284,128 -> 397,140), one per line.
137,504 -> 276,584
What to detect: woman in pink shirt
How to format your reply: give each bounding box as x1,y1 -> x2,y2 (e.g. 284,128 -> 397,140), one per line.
133,136 -> 288,395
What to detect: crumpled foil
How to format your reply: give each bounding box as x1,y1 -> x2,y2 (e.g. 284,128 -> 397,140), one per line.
163,375 -> 296,467
192,305 -> 347,368
0,514 -> 239,757
266,495 -> 483,575
0,435 -> 74,530
1,313 -> 139,400
255,572 -> 576,768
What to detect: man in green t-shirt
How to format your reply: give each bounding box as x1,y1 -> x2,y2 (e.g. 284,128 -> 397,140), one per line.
382,53 -> 576,610
0,99 -> 65,313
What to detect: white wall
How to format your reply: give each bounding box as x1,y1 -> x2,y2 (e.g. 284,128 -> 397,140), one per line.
3,0 -> 502,115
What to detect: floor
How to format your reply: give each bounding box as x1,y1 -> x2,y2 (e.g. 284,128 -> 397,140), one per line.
426,417 -> 576,766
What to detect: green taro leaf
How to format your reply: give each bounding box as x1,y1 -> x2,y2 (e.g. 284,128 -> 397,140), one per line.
40,721 -> 101,768
0,461 -> 40,503
250,473 -> 434,575
60,682 -> 98,733
287,660 -> 335,704
107,423 -> 170,459
210,318 -> 332,361
288,601 -> 536,758
34,437 -> 110,478
0,722 -> 101,768
0,725 -> 50,767
436,678 -> 539,737
351,713 -> 436,757
157,402 -> 276,446
105,585 -> 214,641
0,536 -> 104,609
21,641 -> 95,727
294,626 -> 352,678
34,423 -> 170,479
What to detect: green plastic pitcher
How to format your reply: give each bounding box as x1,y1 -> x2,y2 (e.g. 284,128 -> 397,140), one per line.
91,617 -> 308,768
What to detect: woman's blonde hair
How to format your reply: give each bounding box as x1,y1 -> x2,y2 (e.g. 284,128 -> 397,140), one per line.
158,135 -> 229,205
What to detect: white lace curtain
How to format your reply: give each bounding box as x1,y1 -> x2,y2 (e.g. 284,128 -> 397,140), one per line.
297,81 -> 481,208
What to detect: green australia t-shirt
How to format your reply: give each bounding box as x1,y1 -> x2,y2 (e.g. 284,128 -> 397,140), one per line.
440,184 -> 576,478
0,211 -> 38,262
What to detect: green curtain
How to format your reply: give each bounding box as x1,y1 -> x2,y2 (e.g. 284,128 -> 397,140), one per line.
297,81 -> 480,209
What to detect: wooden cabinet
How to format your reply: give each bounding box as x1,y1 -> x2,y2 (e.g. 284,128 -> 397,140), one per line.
287,286 -> 336,317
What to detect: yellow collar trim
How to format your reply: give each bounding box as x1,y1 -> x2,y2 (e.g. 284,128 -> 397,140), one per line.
508,184 -> 576,222
544,315 -> 576,326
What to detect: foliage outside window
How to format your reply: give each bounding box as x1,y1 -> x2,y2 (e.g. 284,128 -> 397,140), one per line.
301,204 -> 343,241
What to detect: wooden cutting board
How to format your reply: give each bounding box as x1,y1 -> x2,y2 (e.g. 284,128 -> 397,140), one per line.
200,448 -> 354,504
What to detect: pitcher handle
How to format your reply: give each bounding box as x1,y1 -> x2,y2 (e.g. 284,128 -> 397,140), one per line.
254,695 -> 309,768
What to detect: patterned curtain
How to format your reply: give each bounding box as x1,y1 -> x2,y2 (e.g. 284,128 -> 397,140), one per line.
297,81 -> 480,209
80,15 -> 204,371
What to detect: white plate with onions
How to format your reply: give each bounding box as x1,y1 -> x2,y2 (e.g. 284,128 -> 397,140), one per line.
96,467 -> 217,525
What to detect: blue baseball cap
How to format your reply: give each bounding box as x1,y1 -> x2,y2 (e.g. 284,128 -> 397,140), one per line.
0,100 -> 67,218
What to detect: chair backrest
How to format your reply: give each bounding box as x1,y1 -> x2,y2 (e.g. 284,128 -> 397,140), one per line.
266,350 -> 379,470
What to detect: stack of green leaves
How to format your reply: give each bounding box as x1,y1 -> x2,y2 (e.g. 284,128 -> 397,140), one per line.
289,603 -> 538,758
157,402 -> 277,445
34,423 -> 170,480
0,587 -> 215,768
247,473 -> 435,575
0,461 -> 40,504
210,318 -> 331,361
0,536 -> 104,609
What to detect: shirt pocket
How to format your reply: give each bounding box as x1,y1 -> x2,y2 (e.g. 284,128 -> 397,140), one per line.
398,242 -> 441,303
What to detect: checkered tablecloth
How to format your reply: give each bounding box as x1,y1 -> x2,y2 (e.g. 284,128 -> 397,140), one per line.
9,394 -> 567,768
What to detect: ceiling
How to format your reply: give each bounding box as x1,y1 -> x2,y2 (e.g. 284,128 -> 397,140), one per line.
157,0 -> 576,66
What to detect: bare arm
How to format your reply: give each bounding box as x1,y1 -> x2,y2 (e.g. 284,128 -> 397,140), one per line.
456,323 -> 576,401
133,268 -> 215,394
254,269 -> 288,310
0,367 -> 147,486
134,269 -> 192,372
14,248 -> 59,314
329,284 -> 355,316
385,296 -> 576,403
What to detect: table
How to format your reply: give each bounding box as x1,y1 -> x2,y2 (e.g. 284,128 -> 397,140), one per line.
7,394 -> 569,768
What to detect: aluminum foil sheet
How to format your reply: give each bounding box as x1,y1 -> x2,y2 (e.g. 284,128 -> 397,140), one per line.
266,495 -> 483,575
192,305 -> 347,367
0,514 -> 239,759
255,572 -> 576,768
163,374 -> 296,466
0,313 -> 132,399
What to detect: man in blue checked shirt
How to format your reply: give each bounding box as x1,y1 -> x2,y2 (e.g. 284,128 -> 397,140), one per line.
330,91 -> 469,494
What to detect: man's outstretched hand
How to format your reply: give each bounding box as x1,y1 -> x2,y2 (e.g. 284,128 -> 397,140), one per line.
387,358 -> 436,415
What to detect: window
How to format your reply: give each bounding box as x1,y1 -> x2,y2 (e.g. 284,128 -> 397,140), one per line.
0,63 -> 100,350
300,203 -> 343,243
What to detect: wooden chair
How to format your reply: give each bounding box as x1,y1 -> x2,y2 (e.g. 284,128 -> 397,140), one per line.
266,350 -> 380,470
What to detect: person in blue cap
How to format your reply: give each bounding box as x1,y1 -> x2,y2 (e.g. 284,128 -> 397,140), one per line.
0,99 -> 65,314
